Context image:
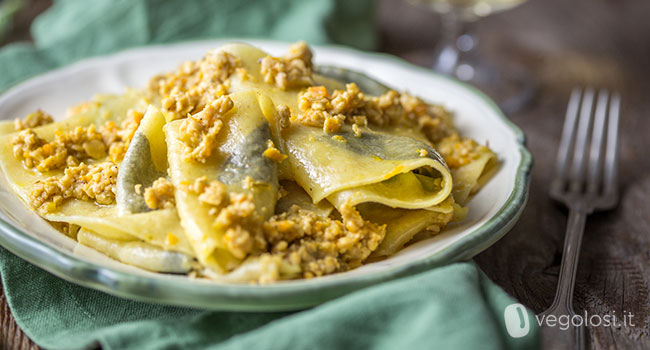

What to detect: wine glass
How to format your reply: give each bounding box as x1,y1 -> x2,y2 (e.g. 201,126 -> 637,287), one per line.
406,0 -> 533,113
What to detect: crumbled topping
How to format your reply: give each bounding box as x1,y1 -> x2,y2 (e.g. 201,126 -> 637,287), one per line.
295,84 -> 362,132
30,177 -> 64,214
14,110 -> 54,130
13,126 -> 102,172
189,176 -> 229,208
263,140 -> 287,162
144,177 -> 176,210
263,202 -> 386,278
218,193 -> 267,259
187,175 -> 385,275
418,148 -> 428,157
296,86 -> 334,127
188,177 -> 266,259
260,41 -> 314,90
323,114 -> 344,133
295,83 -> 454,142
352,115 -> 368,126
178,96 -> 234,162
294,86 -> 345,134
330,82 -> 365,114
12,129 -> 56,171
12,109 -> 143,171
202,50 -> 243,83
437,133 -> 488,168
29,162 -> 118,214
223,212 -> 261,258
151,51 -> 239,120
161,89 -> 200,121
103,109 -> 144,163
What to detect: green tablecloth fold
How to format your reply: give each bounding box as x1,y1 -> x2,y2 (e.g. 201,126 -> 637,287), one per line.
0,249 -> 538,350
0,0 -> 378,91
0,1 -> 539,349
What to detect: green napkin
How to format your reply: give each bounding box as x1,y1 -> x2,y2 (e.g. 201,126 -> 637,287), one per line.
1,250 -> 538,350
0,0 -> 377,91
0,1 -> 539,349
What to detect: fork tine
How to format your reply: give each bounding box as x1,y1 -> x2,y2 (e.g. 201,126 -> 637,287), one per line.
569,88 -> 595,190
586,90 -> 609,193
603,92 -> 621,196
555,88 -> 582,180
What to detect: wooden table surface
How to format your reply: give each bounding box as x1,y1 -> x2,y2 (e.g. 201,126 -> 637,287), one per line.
1,0 -> 649,349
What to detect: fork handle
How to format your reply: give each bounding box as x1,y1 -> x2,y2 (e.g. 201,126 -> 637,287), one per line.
542,208 -> 588,350
552,208 -> 587,313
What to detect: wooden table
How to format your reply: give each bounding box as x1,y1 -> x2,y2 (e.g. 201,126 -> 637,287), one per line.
1,0 -> 649,349
379,0 -> 650,348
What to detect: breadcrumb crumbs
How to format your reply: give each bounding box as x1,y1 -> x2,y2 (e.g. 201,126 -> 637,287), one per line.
14,110 -> 54,131
29,162 -> 118,214
186,175 -> 385,274
151,51 -> 239,120
144,177 -> 176,210
103,109 -> 144,163
13,126 -> 103,172
262,202 -> 386,279
260,41 -> 314,90
12,109 -> 143,171
436,133 -> 487,168
330,83 -> 365,114
214,191 -> 266,259
188,177 -> 267,260
295,86 -> 337,129
323,114 -> 344,133
352,115 -> 368,126
295,83 -> 454,143
189,176 -> 229,208
178,96 -> 234,162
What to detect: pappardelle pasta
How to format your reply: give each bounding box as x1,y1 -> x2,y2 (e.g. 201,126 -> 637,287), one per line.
0,42 -> 497,283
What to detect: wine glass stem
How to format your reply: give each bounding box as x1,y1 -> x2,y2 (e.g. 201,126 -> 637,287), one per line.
433,11 -> 478,78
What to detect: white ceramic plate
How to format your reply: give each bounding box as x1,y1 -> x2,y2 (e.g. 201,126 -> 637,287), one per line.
0,39 -> 532,311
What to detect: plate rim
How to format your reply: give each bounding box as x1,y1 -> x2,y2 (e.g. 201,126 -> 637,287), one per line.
0,39 -> 533,311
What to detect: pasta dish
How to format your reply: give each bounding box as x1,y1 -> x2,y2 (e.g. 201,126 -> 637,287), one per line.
0,42 -> 497,283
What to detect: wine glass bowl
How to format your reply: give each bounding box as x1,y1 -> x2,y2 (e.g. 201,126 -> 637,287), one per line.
418,0 -> 527,18
406,0 -> 534,113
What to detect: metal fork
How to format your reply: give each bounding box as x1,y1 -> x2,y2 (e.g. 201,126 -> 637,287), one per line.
541,88 -> 621,350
